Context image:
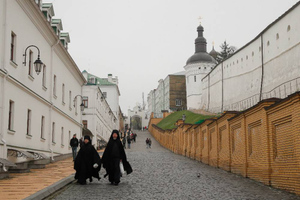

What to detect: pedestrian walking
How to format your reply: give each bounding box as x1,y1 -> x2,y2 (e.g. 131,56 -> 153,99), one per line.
70,134 -> 79,161
74,135 -> 101,185
127,134 -> 131,149
146,138 -> 149,148
148,138 -> 152,148
122,136 -> 126,149
79,137 -> 83,148
102,130 -> 132,186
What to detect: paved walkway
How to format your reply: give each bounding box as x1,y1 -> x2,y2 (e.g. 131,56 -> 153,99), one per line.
0,158 -> 74,200
49,131 -> 300,200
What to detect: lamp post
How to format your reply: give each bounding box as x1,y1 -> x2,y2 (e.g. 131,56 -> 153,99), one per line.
73,95 -> 85,112
23,45 -> 44,75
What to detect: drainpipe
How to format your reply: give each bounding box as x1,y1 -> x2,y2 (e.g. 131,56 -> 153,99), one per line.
207,74 -> 210,111
259,34 -> 264,101
221,62 -> 224,112
49,39 -> 59,159
1,0 -> 8,159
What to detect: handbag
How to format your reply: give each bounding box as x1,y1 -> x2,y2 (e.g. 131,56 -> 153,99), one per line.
120,161 -> 125,175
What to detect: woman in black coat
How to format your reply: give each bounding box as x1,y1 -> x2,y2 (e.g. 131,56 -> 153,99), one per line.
74,135 -> 101,185
102,130 -> 132,185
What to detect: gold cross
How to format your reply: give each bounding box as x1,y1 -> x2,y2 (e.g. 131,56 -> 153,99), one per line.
198,16 -> 202,25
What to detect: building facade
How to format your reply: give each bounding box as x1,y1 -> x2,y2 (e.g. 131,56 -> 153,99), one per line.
82,71 -> 121,131
147,72 -> 187,118
0,0 -> 85,165
81,84 -> 117,146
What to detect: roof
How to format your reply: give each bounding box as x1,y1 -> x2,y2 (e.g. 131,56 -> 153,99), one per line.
42,3 -> 55,17
51,19 -> 63,30
60,32 -> 70,42
170,71 -> 186,76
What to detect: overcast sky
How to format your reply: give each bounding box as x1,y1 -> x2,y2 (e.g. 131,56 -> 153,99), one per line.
44,0 -> 299,115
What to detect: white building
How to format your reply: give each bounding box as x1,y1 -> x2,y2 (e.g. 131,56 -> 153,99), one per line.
81,84 -> 117,146
82,71 -> 120,131
201,1 -> 300,113
0,0 -> 85,168
127,105 -> 148,130
147,72 -> 187,118
184,24 -> 216,110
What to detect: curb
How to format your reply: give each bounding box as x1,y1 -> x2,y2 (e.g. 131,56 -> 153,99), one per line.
23,174 -> 75,200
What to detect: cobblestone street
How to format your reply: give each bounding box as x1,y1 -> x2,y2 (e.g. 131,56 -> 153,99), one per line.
50,131 -> 300,200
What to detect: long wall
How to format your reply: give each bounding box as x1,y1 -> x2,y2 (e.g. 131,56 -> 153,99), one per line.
201,2 -> 300,113
149,91 -> 300,195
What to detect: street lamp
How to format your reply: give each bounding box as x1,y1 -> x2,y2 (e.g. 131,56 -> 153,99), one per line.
73,95 -> 85,112
23,45 -> 44,75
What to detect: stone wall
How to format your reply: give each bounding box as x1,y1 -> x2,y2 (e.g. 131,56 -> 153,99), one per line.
149,91 -> 300,195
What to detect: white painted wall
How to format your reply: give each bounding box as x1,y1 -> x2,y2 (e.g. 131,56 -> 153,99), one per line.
201,3 -> 300,113
0,0 -> 85,160
82,85 -> 116,144
184,62 -> 215,110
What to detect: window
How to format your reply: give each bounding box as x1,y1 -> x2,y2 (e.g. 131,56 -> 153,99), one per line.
175,99 -> 182,106
62,84 -> 65,103
276,33 -> 279,40
52,122 -> 55,143
42,65 -> 46,87
194,76 -> 196,82
83,120 -> 88,129
8,100 -> 14,131
28,50 -> 33,76
10,32 -> 16,62
53,75 -> 57,97
287,25 -> 291,32
61,127 -> 64,146
27,109 -> 32,135
267,41 -> 270,46
103,92 -> 107,99
69,91 -> 72,109
83,96 -> 88,108
41,116 -> 45,139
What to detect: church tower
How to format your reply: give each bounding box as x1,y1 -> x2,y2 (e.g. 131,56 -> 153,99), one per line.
184,24 -> 216,110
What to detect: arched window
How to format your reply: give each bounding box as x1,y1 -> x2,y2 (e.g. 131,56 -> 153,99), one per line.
287,25 -> 291,32
276,33 -> 279,40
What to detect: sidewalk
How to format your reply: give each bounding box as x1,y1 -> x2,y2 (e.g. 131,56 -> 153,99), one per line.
0,158 -> 74,200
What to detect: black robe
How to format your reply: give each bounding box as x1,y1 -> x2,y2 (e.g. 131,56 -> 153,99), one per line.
74,143 -> 101,184
102,133 -> 132,183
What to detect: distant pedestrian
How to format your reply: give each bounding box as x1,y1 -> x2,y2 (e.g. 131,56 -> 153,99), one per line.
146,138 -> 149,148
148,138 -> 152,148
79,137 -> 83,148
70,134 -> 79,161
122,136 -> 126,149
127,134 -> 131,149
102,130 -> 132,186
74,135 -> 101,185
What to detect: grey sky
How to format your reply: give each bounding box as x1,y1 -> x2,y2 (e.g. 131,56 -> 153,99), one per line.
44,0 -> 298,114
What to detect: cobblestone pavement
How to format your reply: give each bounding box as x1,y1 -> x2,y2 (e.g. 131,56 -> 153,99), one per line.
50,131 -> 300,200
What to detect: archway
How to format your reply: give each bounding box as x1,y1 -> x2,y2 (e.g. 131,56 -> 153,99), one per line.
130,115 -> 142,130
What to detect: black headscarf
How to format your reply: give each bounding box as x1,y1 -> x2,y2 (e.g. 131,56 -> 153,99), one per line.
102,130 -> 132,175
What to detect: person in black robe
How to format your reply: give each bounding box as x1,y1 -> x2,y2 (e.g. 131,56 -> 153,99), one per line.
74,135 -> 101,185
102,130 -> 132,186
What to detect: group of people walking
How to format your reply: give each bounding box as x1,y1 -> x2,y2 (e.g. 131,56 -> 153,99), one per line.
70,130 -> 132,185
121,129 -> 137,149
